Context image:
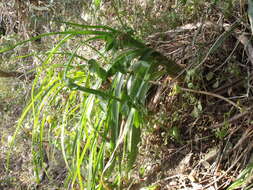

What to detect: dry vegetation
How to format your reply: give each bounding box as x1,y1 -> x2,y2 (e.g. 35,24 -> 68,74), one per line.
1,0 -> 253,190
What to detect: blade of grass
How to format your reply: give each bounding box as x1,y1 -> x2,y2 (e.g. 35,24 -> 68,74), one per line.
54,20 -> 118,32
0,30 -> 112,54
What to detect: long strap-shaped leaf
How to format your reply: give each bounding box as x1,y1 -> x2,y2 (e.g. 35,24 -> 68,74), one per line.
54,20 -> 118,32
62,45 -> 125,103
0,30 -> 112,53
65,80 -> 123,102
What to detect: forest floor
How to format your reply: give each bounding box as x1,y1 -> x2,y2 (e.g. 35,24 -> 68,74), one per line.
1,1 -> 253,190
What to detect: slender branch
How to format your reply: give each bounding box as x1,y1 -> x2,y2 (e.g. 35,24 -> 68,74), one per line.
212,106 -> 253,128
0,69 -> 34,80
180,87 -> 242,111
0,69 -> 23,78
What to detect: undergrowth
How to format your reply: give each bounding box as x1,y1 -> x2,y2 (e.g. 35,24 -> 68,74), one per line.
1,21 -> 183,189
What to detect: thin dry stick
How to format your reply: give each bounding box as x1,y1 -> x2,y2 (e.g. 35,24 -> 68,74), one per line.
203,146 -> 249,189
147,21 -> 219,40
223,22 -> 253,65
0,69 -> 23,78
194,20 -> 240,70
180,87 -> 242,111
237,33 -> 253,65
212,106 -> 253,128
232,128 -> 253,151
149,81 -> 242,110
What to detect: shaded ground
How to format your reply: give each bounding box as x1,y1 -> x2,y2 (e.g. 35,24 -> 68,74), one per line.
1,1 -> 253,189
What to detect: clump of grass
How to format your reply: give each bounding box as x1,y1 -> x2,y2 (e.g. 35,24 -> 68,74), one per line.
227,162 -> 253,190
1,22 -> 183,189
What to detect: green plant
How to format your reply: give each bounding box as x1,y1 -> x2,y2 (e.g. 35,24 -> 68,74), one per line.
215,125 -> 229,139
2,22 -> 183,189
227,162 -> 253,190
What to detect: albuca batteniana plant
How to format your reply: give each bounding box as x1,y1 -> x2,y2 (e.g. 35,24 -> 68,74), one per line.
2,22 -> 183,189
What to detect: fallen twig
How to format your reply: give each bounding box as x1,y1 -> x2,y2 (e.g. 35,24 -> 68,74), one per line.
223,23 -> 253,65
180,87 -> 242,111
203,145 -> 249,189
212,106 -> 253,128
147,21 -> 219,40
